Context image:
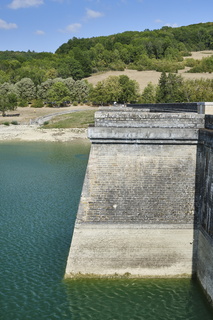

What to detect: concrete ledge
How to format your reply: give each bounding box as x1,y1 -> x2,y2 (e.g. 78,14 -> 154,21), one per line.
88,127 -> 200,143
74,223 -> 195,229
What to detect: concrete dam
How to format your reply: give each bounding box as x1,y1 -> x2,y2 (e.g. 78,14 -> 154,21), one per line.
65,102 -> 213,305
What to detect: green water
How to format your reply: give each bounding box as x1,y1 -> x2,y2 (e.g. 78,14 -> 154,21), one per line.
0,141 -> 213,320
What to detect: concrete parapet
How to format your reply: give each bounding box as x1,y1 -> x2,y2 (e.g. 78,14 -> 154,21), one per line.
94,110 -> 205,128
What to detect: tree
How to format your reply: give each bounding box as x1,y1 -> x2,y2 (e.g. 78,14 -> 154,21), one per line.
141,82 -> 157,103
118,75 -> 139,103
0,93 -> 17,116
15,78 -> 36,102
103,76 -> 122,103
89,81 -> 107,105
47,82 -> 71,106
72,80 -> 90,103
58,57 -> 84,80
156,72 -> 184,103
37,79 -> 54,100
90,75 -> 140,105
0,82 -> 17,96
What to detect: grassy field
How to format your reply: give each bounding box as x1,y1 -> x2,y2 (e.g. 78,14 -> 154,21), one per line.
43,110 -> 96,128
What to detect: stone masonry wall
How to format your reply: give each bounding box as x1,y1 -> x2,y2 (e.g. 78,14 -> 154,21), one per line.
77,143 -> 197,225
65,108 -> 205,278
196,126 -> 213,304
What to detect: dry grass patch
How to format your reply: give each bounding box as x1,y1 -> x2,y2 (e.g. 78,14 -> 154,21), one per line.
85,51 -> 213,93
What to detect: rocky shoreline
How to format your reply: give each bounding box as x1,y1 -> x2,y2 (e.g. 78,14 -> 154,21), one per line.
0,125 -> 88,142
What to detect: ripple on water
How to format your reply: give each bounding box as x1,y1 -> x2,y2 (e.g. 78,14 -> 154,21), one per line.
0,142 -> 213,320
63,278 -> 213,320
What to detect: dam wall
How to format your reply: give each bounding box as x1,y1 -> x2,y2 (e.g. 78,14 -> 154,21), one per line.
196,120 -> 213,304
65,107 -> 205,278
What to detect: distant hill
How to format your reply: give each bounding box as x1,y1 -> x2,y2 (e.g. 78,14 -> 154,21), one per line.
55,22 -> 213,75
0,22 -> 213,85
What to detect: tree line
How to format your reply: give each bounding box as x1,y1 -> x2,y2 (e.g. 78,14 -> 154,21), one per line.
141,72 -> 213,103
0,22 -> 213,87
1,72 -> 213,116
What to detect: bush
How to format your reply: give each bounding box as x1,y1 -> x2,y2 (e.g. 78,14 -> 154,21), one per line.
31,99 -> 44,108
3,122 -> 10,126
11,121 -> 18,125
43,121 -> 49,125
18,99 -> 28,107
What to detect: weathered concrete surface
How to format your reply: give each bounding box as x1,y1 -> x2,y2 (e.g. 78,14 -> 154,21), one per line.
204,102 -> 213,115
94,109 -> 205,128
65,107 -> 205,278
66,224 -> 196,277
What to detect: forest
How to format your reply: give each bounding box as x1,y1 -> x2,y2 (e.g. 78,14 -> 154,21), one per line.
0,22 -> 213,114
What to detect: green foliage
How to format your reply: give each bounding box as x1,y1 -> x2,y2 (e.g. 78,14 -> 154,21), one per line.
156,72 -> 184,103
31,99 -> 44,108
0,22 -> 212,108
0,23 -> 212,84
118,75 -> 139,103
0,92 -> 17,116
140,82 -> 157,103
90,75 -> 139,104
11,120 -> 18,125
43,110 -> 96,128
188,55 -> 213,73
141,72 -> 213,103
47,82 -> 71,106
3,122 -> 10,126
15,78 -> 36,101
182,79 -> 213,102
18,99 -> 28,107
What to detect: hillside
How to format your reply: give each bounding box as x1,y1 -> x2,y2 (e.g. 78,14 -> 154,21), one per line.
86,51 -> 213,92
0,22 -> 213,86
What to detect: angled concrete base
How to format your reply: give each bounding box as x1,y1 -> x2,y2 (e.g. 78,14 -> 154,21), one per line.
65,224 -> 197,278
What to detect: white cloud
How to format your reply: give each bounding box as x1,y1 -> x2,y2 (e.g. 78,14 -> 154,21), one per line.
35,29 -> 45,35
155,19 -> 163,23
8,0 -> 44,9
0,18 -> 17,30
165,23 -> 178,28
86,8 -> 103,19
60,23 -> 82,33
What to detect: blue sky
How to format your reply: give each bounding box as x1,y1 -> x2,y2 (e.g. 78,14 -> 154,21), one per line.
0,0 -> 212,53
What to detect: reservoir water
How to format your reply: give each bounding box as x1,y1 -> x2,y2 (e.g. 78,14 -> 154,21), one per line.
0,141 -> 213,320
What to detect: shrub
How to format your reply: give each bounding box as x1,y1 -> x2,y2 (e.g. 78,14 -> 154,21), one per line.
3,122 -> 10,126
11,121 -> 18,125
31,99 -> 44,108
18,99 -> 28,107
